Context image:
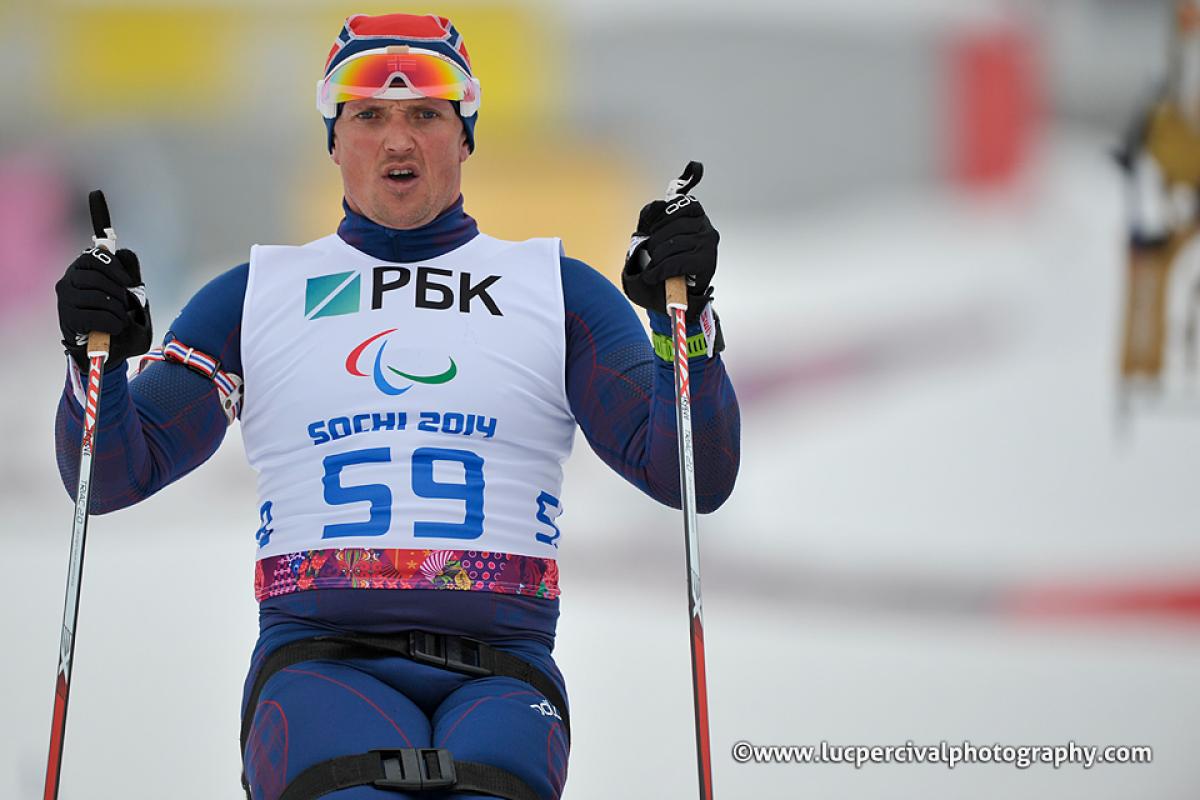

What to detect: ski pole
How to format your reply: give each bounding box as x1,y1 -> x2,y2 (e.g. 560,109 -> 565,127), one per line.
44,190 -> 116,800
661,161 -> 715,800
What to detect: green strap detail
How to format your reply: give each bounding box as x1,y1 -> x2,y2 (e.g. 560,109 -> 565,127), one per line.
652,330 -> 708,362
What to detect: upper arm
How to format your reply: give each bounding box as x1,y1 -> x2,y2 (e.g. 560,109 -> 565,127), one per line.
561,256 -> 651,368
164,262 -> 248,376
560,255 -> 656,409
560,255 -> 660,457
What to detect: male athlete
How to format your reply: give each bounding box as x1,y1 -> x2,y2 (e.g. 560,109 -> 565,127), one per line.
54,14 -> 739,799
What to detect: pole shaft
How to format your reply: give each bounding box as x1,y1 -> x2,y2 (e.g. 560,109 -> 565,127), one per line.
666,276 -> 714,800
44,340 -> 109,800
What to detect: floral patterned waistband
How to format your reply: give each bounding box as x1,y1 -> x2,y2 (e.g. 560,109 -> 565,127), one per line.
255,548 -> 560,602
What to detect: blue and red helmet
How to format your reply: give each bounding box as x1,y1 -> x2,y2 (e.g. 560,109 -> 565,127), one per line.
318,14 -> 480,152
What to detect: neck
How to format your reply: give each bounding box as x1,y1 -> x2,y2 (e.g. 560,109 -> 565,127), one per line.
337,196 -> 479,263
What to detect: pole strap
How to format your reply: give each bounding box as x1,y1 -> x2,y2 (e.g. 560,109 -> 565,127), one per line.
653,330 -> 709,362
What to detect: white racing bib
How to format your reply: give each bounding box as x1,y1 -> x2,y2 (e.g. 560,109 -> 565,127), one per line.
241,233 -> 574,601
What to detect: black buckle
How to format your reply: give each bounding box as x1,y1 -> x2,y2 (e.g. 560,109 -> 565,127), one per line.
407,631 -> 493,677
373,748 -> 456,791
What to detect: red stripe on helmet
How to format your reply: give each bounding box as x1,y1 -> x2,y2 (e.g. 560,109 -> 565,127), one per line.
348,13 -> 452,40
325,14 -> 471,73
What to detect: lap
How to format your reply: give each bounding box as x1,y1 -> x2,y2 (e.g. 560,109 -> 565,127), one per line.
245,659 -> 432,799
245,660 -> 568,800
433,677 -> 570,798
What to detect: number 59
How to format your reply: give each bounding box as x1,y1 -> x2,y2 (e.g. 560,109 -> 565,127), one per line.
321,446 -> 485,540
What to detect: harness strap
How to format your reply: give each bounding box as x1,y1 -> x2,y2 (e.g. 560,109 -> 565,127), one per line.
278,748 -> 540,800
240,631 -> 569,797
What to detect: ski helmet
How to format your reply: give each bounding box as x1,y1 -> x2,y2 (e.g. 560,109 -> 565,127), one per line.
318,14 -> 480,153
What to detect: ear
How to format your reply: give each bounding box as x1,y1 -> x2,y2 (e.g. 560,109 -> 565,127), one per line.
330,129 -> 342,166
459,132 -> 470,163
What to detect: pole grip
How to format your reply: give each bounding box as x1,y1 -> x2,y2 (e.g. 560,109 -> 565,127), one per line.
87,332 -> 110,359
666,276 -> 688,311
86,190 -> 115,361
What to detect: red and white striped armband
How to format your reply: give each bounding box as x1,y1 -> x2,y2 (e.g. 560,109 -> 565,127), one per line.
137,338 -> 244,424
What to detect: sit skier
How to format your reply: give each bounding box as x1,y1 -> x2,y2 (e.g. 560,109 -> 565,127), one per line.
54,13 -> 740,798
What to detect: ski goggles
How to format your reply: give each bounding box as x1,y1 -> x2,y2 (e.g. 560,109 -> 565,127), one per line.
316,46 -> 481,119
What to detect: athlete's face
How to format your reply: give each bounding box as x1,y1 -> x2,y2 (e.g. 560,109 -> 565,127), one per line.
332,97 -> 470,230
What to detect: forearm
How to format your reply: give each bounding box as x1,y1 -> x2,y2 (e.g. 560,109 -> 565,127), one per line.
55,360 -> 228,513
645,312 -> 740,511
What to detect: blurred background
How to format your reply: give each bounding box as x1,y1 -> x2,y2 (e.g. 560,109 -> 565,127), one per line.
3,0 -> 1200,797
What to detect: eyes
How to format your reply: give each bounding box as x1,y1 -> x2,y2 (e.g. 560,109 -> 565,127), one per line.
352,106 -> 442,122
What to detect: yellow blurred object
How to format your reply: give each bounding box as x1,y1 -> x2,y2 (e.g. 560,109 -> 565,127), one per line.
1120,221 -> 1200,379
47,3 -> 558,128
1146,102 -> 1200,184
53,8 -> 238,116
1121,244 -> 1176,378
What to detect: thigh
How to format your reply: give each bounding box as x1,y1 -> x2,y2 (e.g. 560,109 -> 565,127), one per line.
432,677 -> 570,800
245,660 -> 432,800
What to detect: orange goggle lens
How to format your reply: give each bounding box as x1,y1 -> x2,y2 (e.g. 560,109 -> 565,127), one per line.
320,49 -> 474,108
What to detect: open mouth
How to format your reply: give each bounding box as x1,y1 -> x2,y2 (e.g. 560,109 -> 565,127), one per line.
383,167 -> 419,183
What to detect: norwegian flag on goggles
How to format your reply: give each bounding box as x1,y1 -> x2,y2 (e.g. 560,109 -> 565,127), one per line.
318,14 -> 479,120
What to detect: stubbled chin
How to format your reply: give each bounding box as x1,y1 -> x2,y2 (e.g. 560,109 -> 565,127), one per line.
369,193 -> 436,230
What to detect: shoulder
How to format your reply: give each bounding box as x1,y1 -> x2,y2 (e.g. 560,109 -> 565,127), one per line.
176,262 -> 249,320
250,233 -> 344,261
560,255 -> 612,287
560,255 -> 627,312
467,231 -> 562,261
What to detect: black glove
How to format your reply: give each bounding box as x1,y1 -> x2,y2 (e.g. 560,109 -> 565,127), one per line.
56,245 -> 152,370
622,184 -> 719,322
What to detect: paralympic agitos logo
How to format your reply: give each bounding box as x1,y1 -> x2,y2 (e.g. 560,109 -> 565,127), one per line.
346,329 -> 458,396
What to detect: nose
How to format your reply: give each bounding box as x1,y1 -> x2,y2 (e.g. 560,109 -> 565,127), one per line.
382,113 -> 417,153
